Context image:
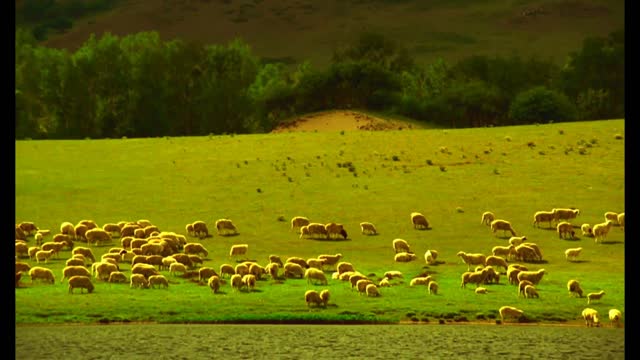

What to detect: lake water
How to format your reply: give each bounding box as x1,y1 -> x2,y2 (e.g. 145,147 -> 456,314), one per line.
15,323 -> 625,359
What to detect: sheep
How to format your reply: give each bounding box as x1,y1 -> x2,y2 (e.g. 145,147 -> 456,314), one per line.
507,267 -> 526,285
148,274 -> 169,289
27,246 -> 41,261
424,250 -> 438,265
291,216 -> 311,232
587,290 -> 605,304
85,228 -> 112,246
108,271 -> 127,283
490,219 -> 516,237
283,262 -> 305,279
319,289 -> 330,307
553,208 -> 580,223
379,278 -> 391,287
524,284 -> 539,298
265,262 -> 279,279
365,283 -> 380,297
134,228 -> 146,239
609,309 -> 622,328
514,244 -> 539,263
565,247 -> 583,261
580,224 -> 593,237
100,223 -> 121,238
41,241 -> 65,258
101,253 -> 122,264
61,265 -> 91,282
384,270 -> 403,280
52,233 -> 74,250
191,221 -> 209,239
15,261 -> 31,274
317,253 -> 343,268
557,222 -> 575,239
34,232 -> 44,246
74,224 -> 89,242
35,249 -> 56,264
130,273 -> 149,289
93,262 -> 119,281
18,221 -> 39,235
229,244 -> 249,257
394,252 -> 417,262
475,287 -> 488,294
428,280 -> 439,295
286,257 -> 309,269
356,279 -> 374,294
481,211 -> 496,226
28,266 -> 55,284
136,219 -> 153,229
68,275 -> 94,294
325,222 -> 346,239
499,306 -> 524,323
120,224 -> 141,238
230,274 -> 243,291
360,222 -> 378,235
482,255 -> 507,272
533,210 -> 555,228
349,274 -> 369,288
457,251 -> 486,271
410,276 -> 432,287
185,223 -> 195,237
184,243 -> 209,258
617,213 -> 625,232
216,219 -> 238,236
516,269 -> 546,285
306,258 -> 326,270
268,255 -> 284,267
483,266 -> 500,284
15,242 -> 29,259
305,290 -> 324,307
411,212 -> 430,230
207,275 -> 221,293
604,211 -> 619,224
241,274 -> 256,291
461,269 -> 488,288
567,279 -> 584,298
234,263 -> 250,277
300,223 -> 328,240
199,267 -> 219,282
220,264 -> 235,278
492,245 -> 516,260
142,225 -> 160,238
164,262 -> 185,277
592,220 -> 614,243
392,239 -> 411,254
582,308 -> 600,327
141,242 -> 164,256
336,262 -> 355,275
521,242 -> 543,261
248,263 -> 266,280
508,236 -> 527,247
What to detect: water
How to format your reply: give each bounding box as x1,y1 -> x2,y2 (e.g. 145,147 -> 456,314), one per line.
15,323 -> 625,360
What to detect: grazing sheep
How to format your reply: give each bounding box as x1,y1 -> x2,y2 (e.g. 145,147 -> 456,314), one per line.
102,223 -> 122,238
85,228 -> 112,246
283,262 -> 305,279
248,263 -> 266,279
268,255 -> 284,267
52,233 -> 73,250
483,266 -> 500,284
521,242 -> 543,261
120,224 -> 141,239
208,275 -> 221,293
490,219 -> 516,237
581,224 -> 593,237
286,257 -> 309,269
305,290 -> 324,307
61,265 -> 91,282
317,253 -> 343,268
424,250 -> 438,265
484,255 -> 508,272
265,262 -> 279,279
130,273 -> 149,289
524,284 -> 539,298
492,245 -> 516,260
15,242 -> 29,259
457,251 -> 486,271
185,223 -> 195,237
74,224 -> 89,242
28,266 -> 55,284
533,210 -> 555,228
136,219 -> 153,229
553,208 -> 580,223
582,308 -> 600,327
336,262 -> 355,275
28,246 -> 41,261
499,306 -> 524,323
134,228 -> 146,239
108,271 -> 127,283
165,262 -> 186,277
516,269 -> 546,285
148,274 -> 169,289
617,213 -> 624,232
319,289 -> 330,307
461,269 -> 488,288
140,242 -> 164,256
216,219 -> 238,236
93,262 -> 119,281
199,267 -> 219,282
131,263 -> 159,279
234,263 -> 250,277
229,244 -> 249,257
356,279 -> 374,294
508,236 -> 527,247
604,211 -> 619,224
384,270 -> 403,280
41,241 -> 65,258
359,222 -> 378,235
15,226 -> 27,241
428,280 -> 439,295
191,221 -> 209,239
325,222 -> 346,239
410,276 -> 432,287
564,247 -> 583,261
349,273 -> 369,288
365,283 -> 380,297
300,223 -> 329,240
394,252 -> 417,262
514,244 -> 539,263
557,222 -> 575,239
609,309 -> 622,328
15,261 -> 31,274
18,221 -> 39,235
35,249 -> 56,264
567,279 -> 584,297
379,278 -> 391,287
220,264 -> 235,278
34,232 -> 44,246
230,274 -> 243,291
587,290 -> 605,304
307,258 -> 326,270
241,274 -> 256,291
184,243 -> 209,258
481,211 -> 496,226
475,287 -> 488,294
392,239 -> 411,253
592,220 -> 614,243
411,212 -> 430,230
507,268 -> 524,285
291,216 -> 311,232
68,275 -> 94,294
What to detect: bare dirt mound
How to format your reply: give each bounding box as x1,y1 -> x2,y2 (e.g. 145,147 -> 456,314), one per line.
271,110 -> 415,133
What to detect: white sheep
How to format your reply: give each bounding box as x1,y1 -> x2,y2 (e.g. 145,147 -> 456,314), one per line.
130,273 -> 149,289
379,278 -> 391,287
349,274 -> 369,289
230,274 -> 243,291
514,244 -> 538,263
108,271 -> 128,283
208,275 -> 221,293
481,211 -> 496,226
609,309 -> 622,328
319,289 -> 330,307
283,262 -> 305,278
304,268 -> 328,285
582,308 -> 600,327
199,267 -> 219,282
68,275 -> 94,294
553,208 -> 580,222
524,284 -> 539,299
492,245 -> 516,260
300,223 -> 328,240
617,213 -> 625,232
410,276 -> 432,287
291,216 -> 310,232
557,222 -> 575,239
219,264 -> 236,278
356,279 -> 374,294
392,239 -> 411,253
216,219 -> 238,236
508,236 -> 527,247
411,212 -> 430,230
185,223 -> 195,237
286,257 -> 309,269
184,243 -> 209,258
265,262 -> 279,279
169,262 -> 187,277
85,228 -> 112,246
532,210 -> 556,228
475,287 -> 488,294
307,258 -> 326,270
268,255 -> 284,267
28,266 -> 55,284
499,306 -> 524,323
15,261 -> 31,274
336,262 -> 355,275
148,274 -> 169,289
35,249 -> 56,264
365,283 -> 380,297
424,250 -> 438,265
229,244 -> 249,257
394,252 -> 417,262
94,262 -> 120,280
456,251 -> 486,271
490,219 -> 516,237
604,211 -> 619,224
567,279 -> 584,297
15,242 -> 29,259
18,221 -> 39,236
564,247 -> 583,261
318,253 -> 343,267
460,269 -> 488,288
587,290 -> 605,304
383,270 -> 403,280
102,223 -> 121,237
34,232 -> 44,246
521,242 -> 543,261
427,280 -> 439,295
234,263 -> 250,277
28,246 -> 41,261
516,269 -> 546,285
592,220 -> 614,243
191,221 -> 209,239
61,265 -> 91,283
360,222 -> 378,235
484,255 -> 508,272
324,222 -> 347,239
305,290 -> 324,307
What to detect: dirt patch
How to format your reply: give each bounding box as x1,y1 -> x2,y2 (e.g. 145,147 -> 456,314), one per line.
271,110 -> 414,133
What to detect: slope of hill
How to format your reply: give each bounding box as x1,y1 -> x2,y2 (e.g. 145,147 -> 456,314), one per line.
36,0 -> 625,67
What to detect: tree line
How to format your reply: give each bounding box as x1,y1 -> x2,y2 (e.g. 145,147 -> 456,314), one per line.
15,28 -> 624,139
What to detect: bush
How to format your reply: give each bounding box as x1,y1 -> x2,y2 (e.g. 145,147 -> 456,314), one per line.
509,86 -> 578,124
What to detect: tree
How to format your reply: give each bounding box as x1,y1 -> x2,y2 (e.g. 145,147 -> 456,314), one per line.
509,86 -> 578,124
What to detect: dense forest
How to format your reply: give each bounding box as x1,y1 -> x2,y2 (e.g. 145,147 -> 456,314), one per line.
15,26 -> 624,139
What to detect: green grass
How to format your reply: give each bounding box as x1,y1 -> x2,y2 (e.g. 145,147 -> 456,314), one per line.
15,119 -> 625,325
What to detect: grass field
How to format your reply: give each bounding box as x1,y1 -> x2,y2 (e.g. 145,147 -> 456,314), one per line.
37,0 -> 625,67
14,119 -> 625,325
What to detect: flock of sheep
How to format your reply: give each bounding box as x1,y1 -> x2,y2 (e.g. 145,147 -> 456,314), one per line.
15,207 -> 624,327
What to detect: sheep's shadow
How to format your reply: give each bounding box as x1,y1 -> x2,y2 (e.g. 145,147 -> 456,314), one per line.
213,290 -> 227,295
235,259 -> 258,263
218,233 -> 240,237
599,240 -> 624,245
561,237 -> 581,241
308,238 -> 352,242
567,260 -> 590,264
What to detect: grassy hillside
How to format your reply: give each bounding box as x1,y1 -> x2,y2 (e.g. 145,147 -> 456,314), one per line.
35,0 -> 625,67
15,119 -> 625,325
